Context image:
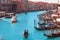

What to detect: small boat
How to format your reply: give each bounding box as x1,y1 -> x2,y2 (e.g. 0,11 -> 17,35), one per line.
11,16 -> 16,23
44,33 -> 60,37
5,15 -> 12,18
34,26 -> 45,30
5,13 -> 15,18
38,22 -> 47,25
0,18 -> 2,20
0,17 -> 4,20
34,25 -> 57,30
24,30 -> 28,38
0,11 -> 5,18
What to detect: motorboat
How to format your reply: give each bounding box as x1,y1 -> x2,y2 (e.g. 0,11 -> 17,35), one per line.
38,22 -> 47,25
11,16 -> 16,23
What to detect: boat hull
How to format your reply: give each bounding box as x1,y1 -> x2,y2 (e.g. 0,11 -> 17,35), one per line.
34,26 -> 57,30
24,32 -> 28,38
12,21 -> 16,23
11,18 -> 16,23
44,33 -> 60,37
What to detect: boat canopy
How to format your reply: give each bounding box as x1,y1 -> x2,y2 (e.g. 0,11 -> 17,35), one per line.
6,13 -> 14,15
56,18 -> 60,22
12,16 -> 16,19
0,11 -> 5,14
51,14 -> 58,17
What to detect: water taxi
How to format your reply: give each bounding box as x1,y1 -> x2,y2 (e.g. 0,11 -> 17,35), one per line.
11,16 -> 16,23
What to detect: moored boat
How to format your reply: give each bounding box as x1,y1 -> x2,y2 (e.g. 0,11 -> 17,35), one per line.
5,13 -> 15,18
35,26 -> 45,30
0,11 -> 6,18
0,18 -> 3,20
44,0 -> 60,38
35,22 -> 58,30
44,32 -> 60,37
34,25 -> 57,30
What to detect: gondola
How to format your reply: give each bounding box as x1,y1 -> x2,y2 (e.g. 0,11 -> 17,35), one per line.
24,30 -> 28,38
34,26 -> 46,30
44,33 -> 60,37
34,25 -> 57,30
38,22 -> 47,25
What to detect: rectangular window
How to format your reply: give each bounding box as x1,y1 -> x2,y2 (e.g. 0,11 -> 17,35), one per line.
58,4 -> 60,6
2,4 -> 6,7
7,0 -> 8,3
3,0 -> 5,2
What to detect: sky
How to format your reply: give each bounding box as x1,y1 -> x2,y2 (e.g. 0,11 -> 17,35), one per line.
28,0 -> 58,3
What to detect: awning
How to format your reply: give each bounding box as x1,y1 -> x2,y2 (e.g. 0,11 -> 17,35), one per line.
56,18 -> 60,22
51,14 -> 58,17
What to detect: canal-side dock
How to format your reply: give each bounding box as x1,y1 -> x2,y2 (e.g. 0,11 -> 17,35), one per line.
0,11 -> 15,18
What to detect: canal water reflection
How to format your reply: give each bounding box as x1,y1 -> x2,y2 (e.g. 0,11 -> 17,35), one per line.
0,11 -> 60,40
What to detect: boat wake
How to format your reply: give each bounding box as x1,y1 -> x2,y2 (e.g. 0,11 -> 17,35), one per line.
2,18 -> 10,23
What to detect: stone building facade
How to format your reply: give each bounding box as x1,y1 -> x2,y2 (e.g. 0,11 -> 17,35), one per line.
0,0 -> 14,12
0,0 -> 57,13
58,0 -> 60,13
15,0 -> 28,12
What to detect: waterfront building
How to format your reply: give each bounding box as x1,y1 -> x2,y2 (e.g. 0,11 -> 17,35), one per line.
58,0 -> 60,13
13,0 -> 28,12
0,0 -> 13,12
20,0 -> 28,11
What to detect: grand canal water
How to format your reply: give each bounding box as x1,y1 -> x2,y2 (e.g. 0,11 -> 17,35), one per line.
0,11 -> 60,40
